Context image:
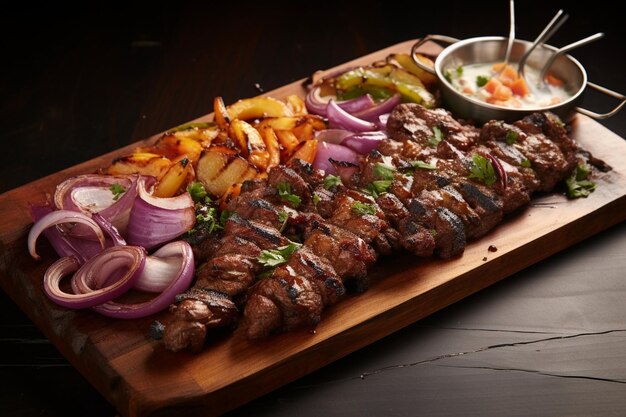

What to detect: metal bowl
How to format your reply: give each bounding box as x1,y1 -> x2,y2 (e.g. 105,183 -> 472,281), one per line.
412,35 -> 624,124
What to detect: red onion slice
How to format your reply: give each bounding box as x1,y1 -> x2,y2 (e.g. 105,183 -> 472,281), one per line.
326,100 -> 378,132
353,94 -> 402,122
54,174 -> 144,238
90,241 -> 195,319
340,131 -> 387,154
313,141 -> 359,174
126,177 -> 195,250
314,129 -> 354,144
43,245 -> 145,309
305,86 -> 376,117
28,209 -> 105,260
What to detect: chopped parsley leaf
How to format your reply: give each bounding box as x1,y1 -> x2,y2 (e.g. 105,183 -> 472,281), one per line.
374,162 -> 396,180
505,130 -> 519,145
476,75 -> 490,87
277,182 -> 301,208
428,126 -> 444,147
257,241 -> 302,268
362,180 -> 392,198
109,183 -> 126,201
323,174 -> 342,190
411,160 -> 437,170
469,154 -> 497,186
219,209 -> 232,227
187,181 -> 209,203
521,159 -> 531,168
566,162 -> 596,198
351,201 -> 377,216
312,193 -> 321,209
277,210 -> 289,232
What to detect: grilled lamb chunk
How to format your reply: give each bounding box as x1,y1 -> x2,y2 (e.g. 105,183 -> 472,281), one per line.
241,294 -> 281,340
196,250 -> 260,297
481,113 -> 577,192
242,263 -> 323,339
227,197 -> 284,228
387,103 -> 480,151
162,289 -> 237,353
286,246 -> 345,305
301,215 -> 376,279
288,159 -> 326,188
223,214 -> 288,249
328,193 -> 385,244
268,165 -> 313,206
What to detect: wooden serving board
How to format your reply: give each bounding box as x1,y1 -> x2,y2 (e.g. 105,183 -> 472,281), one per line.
1,40 -> 626,417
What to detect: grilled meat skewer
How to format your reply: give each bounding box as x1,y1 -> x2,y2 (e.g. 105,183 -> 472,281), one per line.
160,106 -> 582,351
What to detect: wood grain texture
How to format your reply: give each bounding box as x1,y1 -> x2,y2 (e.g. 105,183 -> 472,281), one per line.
1,40 -> 626,417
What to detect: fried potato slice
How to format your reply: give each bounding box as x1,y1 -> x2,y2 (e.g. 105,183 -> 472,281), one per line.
196,150 -> 258,197
226,97 -> 293,120
153,156 -> 194,198
107,152 -> 171,179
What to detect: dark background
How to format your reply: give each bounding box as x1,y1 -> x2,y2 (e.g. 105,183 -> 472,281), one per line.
1,1 -> 624,416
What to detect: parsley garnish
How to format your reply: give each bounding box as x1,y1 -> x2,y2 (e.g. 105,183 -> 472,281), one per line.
193,205 -> 222,235
566,162 -> 596,198
109,183 -> 126,201
257,241 -> 302,268
323,174 -> 342,190
505,130 -> 519,145
277,182 -> 301,208
362,180 -> 392,198
374,163 -> 396,180
187,181 -> 209,203
312,193 -> 321,209
277,210 -> 289,232
521,159 -> 531,168
219,209 -> 232,227
476,75 -> 490,87
411,160 -> 437,170
469,154 -> 497,186
351,201 -> 377,216
428,126 -> 444,147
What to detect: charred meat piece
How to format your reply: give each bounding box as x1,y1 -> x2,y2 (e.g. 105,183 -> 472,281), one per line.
387,103 -> 480,151
227,196 -> 284,229
481,113 -> 577,192
242,263 -> 324,339
162,289 -> 237,353
223,214 -> 288,249
286,246 -> 345,306
268,165 -> 313,206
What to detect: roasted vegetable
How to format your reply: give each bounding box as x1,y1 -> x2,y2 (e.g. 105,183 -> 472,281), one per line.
196,150 -> 258,197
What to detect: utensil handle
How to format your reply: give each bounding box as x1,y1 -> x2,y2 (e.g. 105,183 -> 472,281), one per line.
576,82 -> 626,120
411,34 -> 459,75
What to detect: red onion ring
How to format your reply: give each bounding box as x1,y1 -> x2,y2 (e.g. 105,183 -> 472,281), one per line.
54,174 -> 145,238
326,100 -> 378,132
305,86 -> 376,117
485,153 -> 508,190
43,245 -> 145,309
126,177 -> 195,250
314,129 -> 353,144
353,94 -> 402,122
89,241 -> 195,319
313,141 -> 359,174
28,209 -> 105,260
340,131 -> 387,154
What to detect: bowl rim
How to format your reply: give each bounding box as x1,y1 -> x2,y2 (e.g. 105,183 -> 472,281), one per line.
434,36 -> 588,114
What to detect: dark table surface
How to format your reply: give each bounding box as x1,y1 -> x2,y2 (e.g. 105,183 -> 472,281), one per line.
1,1 -> 625,416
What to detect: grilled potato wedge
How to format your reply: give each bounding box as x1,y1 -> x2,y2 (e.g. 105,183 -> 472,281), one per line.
107,152 -> 171,179
196,150 -> 258,197
153,157 -> 194,198
226,97 -> 293,120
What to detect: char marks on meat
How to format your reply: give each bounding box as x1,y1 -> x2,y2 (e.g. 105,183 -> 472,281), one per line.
161,104 -> 586,352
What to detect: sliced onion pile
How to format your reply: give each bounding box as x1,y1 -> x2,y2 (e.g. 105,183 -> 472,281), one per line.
29,173 -> 196,319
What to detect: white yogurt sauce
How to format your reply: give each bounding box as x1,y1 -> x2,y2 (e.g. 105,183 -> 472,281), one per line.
448,62 -> 572,109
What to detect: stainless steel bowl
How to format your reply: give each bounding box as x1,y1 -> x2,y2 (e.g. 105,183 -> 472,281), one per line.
412,35 -> 625,124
